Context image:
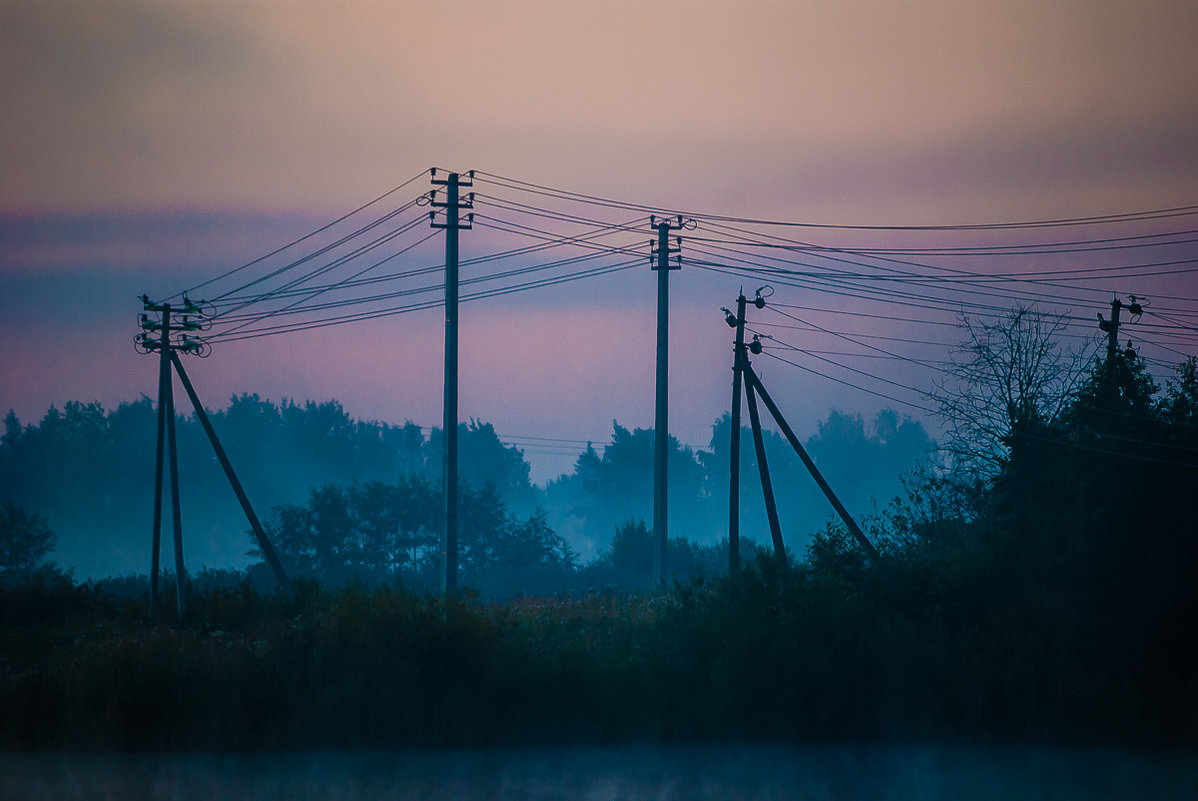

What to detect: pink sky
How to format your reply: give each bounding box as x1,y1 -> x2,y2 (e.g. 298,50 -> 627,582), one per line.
3,1 -> 1197,481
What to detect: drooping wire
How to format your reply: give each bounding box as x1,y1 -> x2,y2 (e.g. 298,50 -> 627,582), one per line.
176,169 -> 430,299
756,350 -> 937,414
208,258 -> 643,343
473,169 -> 1198,231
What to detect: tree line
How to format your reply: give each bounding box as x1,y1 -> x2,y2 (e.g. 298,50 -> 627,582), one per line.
1,392 -> 933,587
2,309 -> 1196,748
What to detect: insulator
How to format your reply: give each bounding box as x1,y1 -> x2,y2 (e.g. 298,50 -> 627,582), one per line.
725,312 -> 737,328
749,336 -> 763,355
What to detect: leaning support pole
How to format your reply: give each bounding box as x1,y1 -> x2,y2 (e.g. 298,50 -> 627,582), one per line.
164,331 -> 187,620
745,372 -> 786,558
170,352 -> 296,604
745,365 -> 879,559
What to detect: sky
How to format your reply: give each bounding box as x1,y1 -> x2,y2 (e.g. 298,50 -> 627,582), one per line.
2,0 -> 1198,483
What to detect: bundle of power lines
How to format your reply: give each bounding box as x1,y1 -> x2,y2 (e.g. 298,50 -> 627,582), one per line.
160,167 -> 1198,462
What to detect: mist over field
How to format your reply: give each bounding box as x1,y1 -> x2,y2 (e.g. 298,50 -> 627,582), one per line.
0,395 -> 932,582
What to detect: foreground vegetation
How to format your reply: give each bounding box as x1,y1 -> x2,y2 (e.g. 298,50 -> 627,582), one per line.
2,514 -> 1195,752
2,315 -> 1195,751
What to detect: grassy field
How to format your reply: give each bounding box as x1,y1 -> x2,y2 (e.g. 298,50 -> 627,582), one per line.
3,554 -> 1195,752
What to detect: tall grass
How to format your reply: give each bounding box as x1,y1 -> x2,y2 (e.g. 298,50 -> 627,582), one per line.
2,558 -> 1194,751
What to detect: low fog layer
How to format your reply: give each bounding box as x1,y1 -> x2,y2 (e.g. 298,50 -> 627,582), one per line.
0,396 -> 933,580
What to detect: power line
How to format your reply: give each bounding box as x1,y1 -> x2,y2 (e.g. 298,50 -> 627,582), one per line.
176,170 -> 430,299
473,169 -> 1198,231
207,259 -> 642,343
758,351 -> 937,414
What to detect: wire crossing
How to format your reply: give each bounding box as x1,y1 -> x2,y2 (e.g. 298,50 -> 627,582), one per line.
133,167 -> 1198,594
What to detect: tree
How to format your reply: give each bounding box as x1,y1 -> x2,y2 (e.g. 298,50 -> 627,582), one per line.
929,307 -> 1086,484
1159,357 -> 1198,429
553,422 -> 709,555
424,419 -> 536,512
606,519 -> 654,583
0,502 -> 57,577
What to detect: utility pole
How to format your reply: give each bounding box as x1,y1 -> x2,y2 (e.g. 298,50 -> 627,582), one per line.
651,215 -> 682,586
137,296 -> 206,620
724,294 -> 747,572
1097,295 -> 1143,398
722,288 -> 767,572
165,315 -> 186,620
137,295 -> 294,619
716,286 -> 878,561
430,169 -> 473,596
1098,297 -> 1124,363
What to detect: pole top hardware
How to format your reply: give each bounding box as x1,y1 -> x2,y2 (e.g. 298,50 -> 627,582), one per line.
648,214 -> 697,231
140,294 -> 209,316
136,293 -> 212,357
430,169 -> 474,188
650,216 -> 683,270
430,192 -> 475,210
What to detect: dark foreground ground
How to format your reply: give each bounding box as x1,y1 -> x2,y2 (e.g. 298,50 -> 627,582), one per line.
4,744 -> 1198,801
2,556 -> 1196,752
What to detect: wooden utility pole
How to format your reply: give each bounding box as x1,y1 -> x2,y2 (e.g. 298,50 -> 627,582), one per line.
651,216 -> 681,586
141,300 -> 189,619
430,169 -> 473,596
725,289 -> 768,571
726,294 -> 748,572
164,320 -> 186,620
1099,297 -> 1124,363
138,295 -> 294,620
1097,296 -> 1144,399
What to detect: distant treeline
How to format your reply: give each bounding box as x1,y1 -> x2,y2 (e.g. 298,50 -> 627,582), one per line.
0,393 -> 933,580
1,346 -> 1196,750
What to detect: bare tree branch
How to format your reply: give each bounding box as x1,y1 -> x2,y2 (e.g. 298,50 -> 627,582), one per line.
926,307 -> 1088,484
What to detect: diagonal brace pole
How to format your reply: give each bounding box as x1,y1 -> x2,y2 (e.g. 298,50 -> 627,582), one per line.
149,322 -> 169,619
744,364 -> 879,559
169,352 -> 296,603
745,373 -> 786,558
165,349 -> 187,619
